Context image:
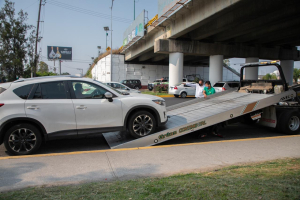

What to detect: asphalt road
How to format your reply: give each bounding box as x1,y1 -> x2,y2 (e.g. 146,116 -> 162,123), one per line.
0,97 -> 289,157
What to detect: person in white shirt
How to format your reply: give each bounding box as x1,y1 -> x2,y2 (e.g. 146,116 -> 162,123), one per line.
185,79 -> 205,98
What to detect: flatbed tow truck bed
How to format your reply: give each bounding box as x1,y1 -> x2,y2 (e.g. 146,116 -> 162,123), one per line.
103,89 -> 295,149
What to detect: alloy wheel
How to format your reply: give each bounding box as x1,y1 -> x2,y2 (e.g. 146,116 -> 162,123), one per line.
133,114 -> 153,136
8,128 -> 37,153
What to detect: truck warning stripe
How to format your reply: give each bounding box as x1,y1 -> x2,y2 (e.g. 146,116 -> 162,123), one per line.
242,101 -> 259,114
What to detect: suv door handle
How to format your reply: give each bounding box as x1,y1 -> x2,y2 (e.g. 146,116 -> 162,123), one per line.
27,105 -> 39,110
76,105 -> 87,110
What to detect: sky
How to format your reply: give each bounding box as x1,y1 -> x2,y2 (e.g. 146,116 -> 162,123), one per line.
0,0 -> 299,75
0,0 -> 157,75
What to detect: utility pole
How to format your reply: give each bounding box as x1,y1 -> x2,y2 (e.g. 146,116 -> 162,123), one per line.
59,60 -> 62,75
110,0 -> 114,82
33,0 -> 43,77
134,0 -> 135,20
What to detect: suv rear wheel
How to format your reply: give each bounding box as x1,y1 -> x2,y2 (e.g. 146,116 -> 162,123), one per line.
4,123 -> 42,155
128,111 -> 156,138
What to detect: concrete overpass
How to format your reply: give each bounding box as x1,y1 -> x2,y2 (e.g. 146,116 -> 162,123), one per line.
121,0 -> 300,88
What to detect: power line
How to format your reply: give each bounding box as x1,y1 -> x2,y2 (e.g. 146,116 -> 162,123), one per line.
47,0 -> 132,23
49,0 -> 131,22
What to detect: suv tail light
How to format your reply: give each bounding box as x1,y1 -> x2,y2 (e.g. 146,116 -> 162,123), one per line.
174,86 -> 178,90
0,104 -> 4,107
222,87 -> 226,91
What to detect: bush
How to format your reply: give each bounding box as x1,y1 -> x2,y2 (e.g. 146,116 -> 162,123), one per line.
154,84 -> 168,93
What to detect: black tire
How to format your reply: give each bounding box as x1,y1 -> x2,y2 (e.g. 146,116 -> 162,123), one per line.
4,123 -> 42,155
181,92 -> 187,98
148,89 -> 153,91
278,110 -> 300,135
128,111 -> 157,138
174,95 -> 179,98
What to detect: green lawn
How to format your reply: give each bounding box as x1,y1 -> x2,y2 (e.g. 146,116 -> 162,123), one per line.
1,158 -> 300,200
141,91 -> 170,96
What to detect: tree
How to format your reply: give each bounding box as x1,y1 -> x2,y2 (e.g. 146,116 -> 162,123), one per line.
293,68 -> 300,83
61,72 -> 70,75
262,73 -> 277,80
38,61 -> 49,73
223,59 -> 230,66
0,0 -> 35,81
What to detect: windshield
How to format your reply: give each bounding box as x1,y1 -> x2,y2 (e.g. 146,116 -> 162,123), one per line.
93,80 -> 123,95
213,83 -> 225,87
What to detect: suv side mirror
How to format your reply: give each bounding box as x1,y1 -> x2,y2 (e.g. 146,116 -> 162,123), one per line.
104,92 -> 113,102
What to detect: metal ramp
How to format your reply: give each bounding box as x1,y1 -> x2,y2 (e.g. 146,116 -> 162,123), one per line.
103,89 -> 295,149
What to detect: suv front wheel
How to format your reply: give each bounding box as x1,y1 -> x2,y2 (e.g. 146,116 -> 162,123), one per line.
4,123 -> 42,155
128,111 -> 157,138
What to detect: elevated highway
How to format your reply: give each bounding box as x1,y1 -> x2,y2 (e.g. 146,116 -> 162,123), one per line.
121,0 -> 300,88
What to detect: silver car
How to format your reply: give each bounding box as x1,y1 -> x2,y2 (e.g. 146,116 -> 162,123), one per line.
105,82 -> 141,94
169,82 -> 196,98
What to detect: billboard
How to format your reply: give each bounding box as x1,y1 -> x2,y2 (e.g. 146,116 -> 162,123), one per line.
158,0 -> 178,18
47,46 -> 72,60
123,10 -> 145,46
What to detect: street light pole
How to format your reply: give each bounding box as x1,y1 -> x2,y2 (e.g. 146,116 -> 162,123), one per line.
134,0 -> 135,20
110,0 -> 114,82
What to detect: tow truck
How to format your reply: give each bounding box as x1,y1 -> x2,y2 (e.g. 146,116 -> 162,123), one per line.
103,61 -> 300,149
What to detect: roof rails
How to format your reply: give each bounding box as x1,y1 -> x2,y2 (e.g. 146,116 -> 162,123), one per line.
241,60 -> 280,67
13,74 -> 83,83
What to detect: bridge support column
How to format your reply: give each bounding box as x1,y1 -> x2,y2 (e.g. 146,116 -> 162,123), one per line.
245,57 -> 259,80
281,60 -> 294,86
169,52 -> 183,93
209,55 -> 223,85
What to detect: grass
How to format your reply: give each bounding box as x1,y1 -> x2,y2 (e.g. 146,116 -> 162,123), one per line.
1,158 -> 300,200
142,91 -> 171,96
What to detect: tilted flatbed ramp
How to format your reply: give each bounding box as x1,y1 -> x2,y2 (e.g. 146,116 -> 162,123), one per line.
103,90 -> 295,149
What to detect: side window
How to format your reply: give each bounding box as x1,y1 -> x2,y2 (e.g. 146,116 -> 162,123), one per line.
114,83 -> 121,89
120,84 -> 127,90
71,81 -> 109,99
13,84 -> 34,99
33,84 -> 42,99
40,82 -> 67,99
123,81 -> 127,84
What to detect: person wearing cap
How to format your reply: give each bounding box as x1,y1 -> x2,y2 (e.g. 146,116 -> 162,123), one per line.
185,79 -> 205,98
203,81 -> 215,98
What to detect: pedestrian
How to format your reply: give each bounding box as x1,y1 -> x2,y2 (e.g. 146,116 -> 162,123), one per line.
203,81 -> 215,98
185,79 -> 205,98
200,81 -> 222,138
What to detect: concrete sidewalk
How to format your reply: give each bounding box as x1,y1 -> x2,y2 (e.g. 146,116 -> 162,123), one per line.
0,135 -> 299,192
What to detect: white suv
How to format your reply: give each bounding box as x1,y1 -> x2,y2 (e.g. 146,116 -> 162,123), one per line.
0,76 -> 167,155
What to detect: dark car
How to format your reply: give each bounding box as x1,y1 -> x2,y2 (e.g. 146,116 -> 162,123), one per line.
121,79 -> 142,90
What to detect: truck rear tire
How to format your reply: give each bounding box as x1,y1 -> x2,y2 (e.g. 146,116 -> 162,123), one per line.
278,110 -> 300,135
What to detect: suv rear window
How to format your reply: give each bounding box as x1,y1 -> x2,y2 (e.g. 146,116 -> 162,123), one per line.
213,83 -> 225,87
13,84 -> 34,99
33,82 -> 67,99
0,87 -> 6,94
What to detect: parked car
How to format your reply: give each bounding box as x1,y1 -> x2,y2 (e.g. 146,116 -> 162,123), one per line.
213,81 -> 239,93
148,78 -> 188,91
105,82 -> 141,94
121,79 -> 142,90
0,76 -> 167,155
169,82 -> 196,98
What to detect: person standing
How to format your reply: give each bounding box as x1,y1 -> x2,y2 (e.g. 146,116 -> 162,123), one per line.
201,80 -> 222,138
186,79 -> 205,98
203,81 -> 215,98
